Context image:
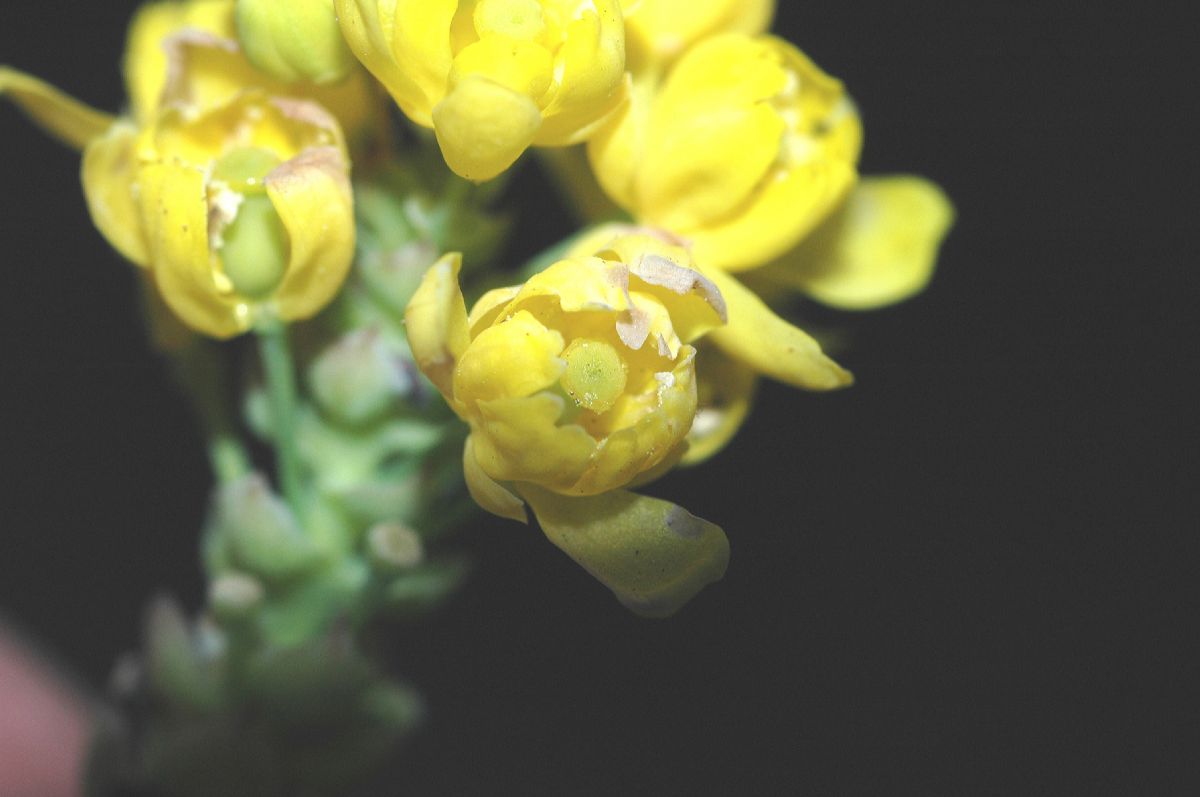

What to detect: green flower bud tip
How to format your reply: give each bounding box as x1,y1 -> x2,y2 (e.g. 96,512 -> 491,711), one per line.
367,522 -> 425,572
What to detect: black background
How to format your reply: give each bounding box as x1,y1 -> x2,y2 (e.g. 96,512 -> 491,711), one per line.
1,2 -> 1194,794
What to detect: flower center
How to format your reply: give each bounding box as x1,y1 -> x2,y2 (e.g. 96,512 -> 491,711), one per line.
559,338 -> 627,414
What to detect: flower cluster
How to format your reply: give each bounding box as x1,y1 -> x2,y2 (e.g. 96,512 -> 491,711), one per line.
3,0 -> 953,620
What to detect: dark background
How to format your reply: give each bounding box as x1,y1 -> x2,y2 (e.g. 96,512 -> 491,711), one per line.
1,2 -> 1193,794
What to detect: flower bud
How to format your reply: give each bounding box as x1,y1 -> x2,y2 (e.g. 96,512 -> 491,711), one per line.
235,0 -> 356,84
620,0 -> 773,70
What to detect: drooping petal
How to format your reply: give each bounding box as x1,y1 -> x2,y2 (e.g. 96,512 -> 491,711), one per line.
81,120 -> 149,265
519,484 -> 729,618
463,435 -> 527,523
759,175 -> 955,310
404,251 -> 470,402
681,344 -> 757,465
0,67 -> 114,150
704,266 -> 852,390
265,146 -> 356,323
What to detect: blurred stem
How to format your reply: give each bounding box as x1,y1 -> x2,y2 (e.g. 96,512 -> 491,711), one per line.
256,319 -> 305,523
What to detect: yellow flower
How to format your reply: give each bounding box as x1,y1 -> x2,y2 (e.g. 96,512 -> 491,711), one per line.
4,4 -> 364,340
405,236 -> 731,616
112,92 -> 356,337
234,0 -> 356,85
335,0 -> 628,181
619,0 -> 773,71
588,32 -> 861,272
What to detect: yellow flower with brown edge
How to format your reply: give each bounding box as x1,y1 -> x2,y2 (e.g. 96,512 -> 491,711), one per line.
588,32 -> 862,273
335,0 -> 628,181
404,234 -> 733,617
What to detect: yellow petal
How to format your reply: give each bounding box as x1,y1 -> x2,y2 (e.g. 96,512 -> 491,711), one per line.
453,310 -> 566,405
762,175 -> 955,310
0,67 -> 114,150
124,0 -> 236,123
432,75 -> 542,181
519,483 -> 729,618
624,0 -> 773,66
639,102 -> 784,231
704,266 -> 853,391
536,1 -> 627,144
404,251 -> 470,402
140,159 -> 246,338
681,344 -> 757,465
266,146 -> 356,322
391,0 -> 458,113
691,158 -> 858,273
466,285 -> 522,336
464,435 -> 527,523
335,0 -> 430,124
81,120 -> 149,265
470,393 -> 597,490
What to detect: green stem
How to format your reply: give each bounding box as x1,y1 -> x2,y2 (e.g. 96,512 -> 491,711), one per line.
256,320 -> 305,523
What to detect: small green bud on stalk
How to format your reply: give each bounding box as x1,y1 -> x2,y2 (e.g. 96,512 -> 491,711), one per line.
309,328 -> 413,427
209,475 -> 321,582
367,522 -> 425,573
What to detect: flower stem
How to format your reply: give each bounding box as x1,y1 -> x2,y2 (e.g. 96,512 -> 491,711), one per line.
256,319 -> 305,522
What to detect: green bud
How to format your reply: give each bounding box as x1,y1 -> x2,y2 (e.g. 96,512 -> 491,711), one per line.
309,328 -> 414,427
209,474 -> 321,582
366,522 -> 425,573
235,0 -> 355,85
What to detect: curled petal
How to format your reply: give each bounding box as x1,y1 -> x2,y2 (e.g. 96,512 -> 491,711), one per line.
464,435 -> 527,523
82,121 -> 149,265
760,176 -> 956,309
704,266 -> 853,391
404,251 -> 470,402
519,484 -> 729,618
266,146 -> 356,323
0,67 -> 114,150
